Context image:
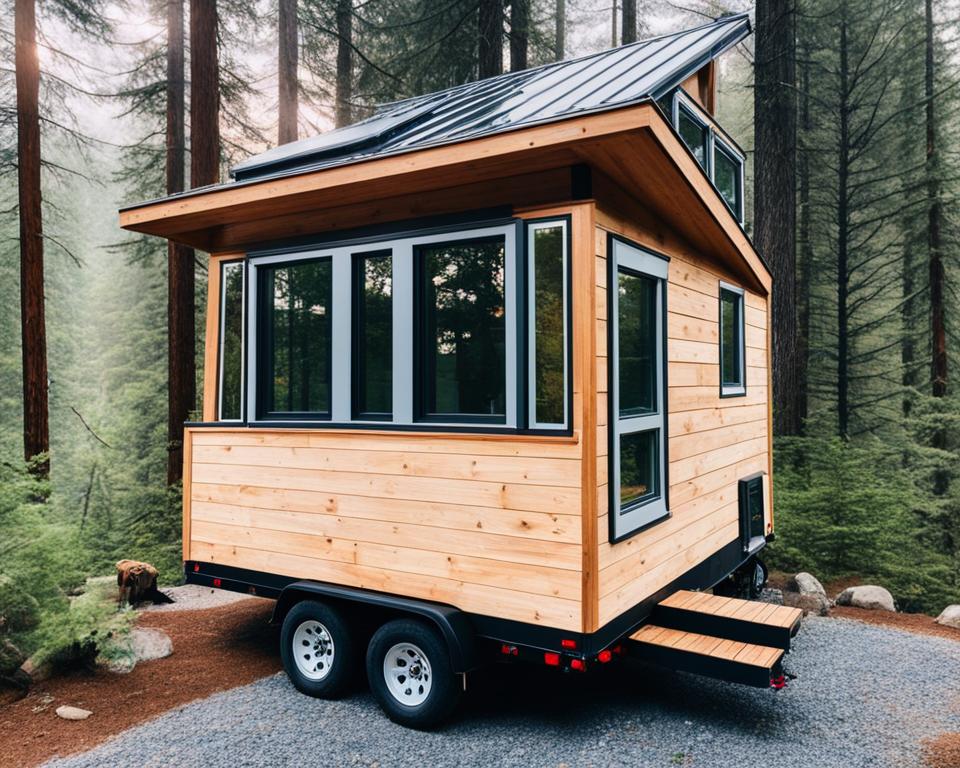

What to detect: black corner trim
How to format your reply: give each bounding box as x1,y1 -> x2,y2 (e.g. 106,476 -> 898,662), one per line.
571,164 -> 592,199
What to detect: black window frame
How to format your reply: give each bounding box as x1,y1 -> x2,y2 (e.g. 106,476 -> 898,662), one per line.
352,249 -> 394,421
256,254 -> 334,421
719,281 -> 746,398
414,233 -> 510,425
713,137 -> 744,221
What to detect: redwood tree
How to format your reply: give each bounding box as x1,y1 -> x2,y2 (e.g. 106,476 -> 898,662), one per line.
278,0 -> 298,143
754,0 -> 799,436
15,0 -> 49,476
335,0 -> 352,127
554,0 -> 565,61
510,0 -> 528,72
621,0 -> 636,44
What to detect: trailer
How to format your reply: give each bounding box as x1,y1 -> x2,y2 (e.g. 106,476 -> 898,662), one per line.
119,13 -> 801,729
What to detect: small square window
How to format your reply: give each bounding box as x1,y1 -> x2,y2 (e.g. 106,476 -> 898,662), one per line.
714,142 -> 743,221
677,106 -> 708,169
719,284 -> 745,396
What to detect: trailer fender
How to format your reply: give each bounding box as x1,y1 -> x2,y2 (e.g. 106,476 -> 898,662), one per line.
272,581 -> 478,673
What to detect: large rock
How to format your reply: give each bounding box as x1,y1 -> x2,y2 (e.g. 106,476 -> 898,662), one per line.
936,605 -> 960,629
836,585 -> 896,612
104,627 -> 173,674
784,572 -> 829,616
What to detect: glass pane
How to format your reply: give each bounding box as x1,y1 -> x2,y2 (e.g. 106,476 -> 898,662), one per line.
618,270 -> 658,416
720,289 -> 742,387
677,108 -> 708,168
263,259 -> 332,414
533,225 -> 565,425
620,430 -> 659,508
355,251 -> 392,417
714,147 -> 741,217
219,262 -> 244,420
419,237 -> 506,420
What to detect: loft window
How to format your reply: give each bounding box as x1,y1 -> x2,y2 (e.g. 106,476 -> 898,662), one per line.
719,282 -> 746,397
609,237 -> 669,541
527,219 -> 568,429
218,260 -> 245,421
676,103 -> 708,169
258,257 -> 332,418
416,236 -> 507,423
713,139 -> 743,220
353,250 -> 393,419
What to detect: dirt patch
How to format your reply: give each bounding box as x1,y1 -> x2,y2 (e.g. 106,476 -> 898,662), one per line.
0,597 -> 280,768
924,733 -> 960,768
830,605 -> 960,643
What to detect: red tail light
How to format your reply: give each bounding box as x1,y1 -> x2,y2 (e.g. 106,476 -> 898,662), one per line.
212,578 -> 222,588
544,652 -> 560,666
570,658 -> 586,672
597,649 -> 613,663
500,644 -> 518,656
561,638 -> 577,650
193,563 -> 200,572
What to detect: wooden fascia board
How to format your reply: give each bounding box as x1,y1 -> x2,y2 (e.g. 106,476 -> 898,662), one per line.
118,105 -> 658,236
643,115 -> 771,295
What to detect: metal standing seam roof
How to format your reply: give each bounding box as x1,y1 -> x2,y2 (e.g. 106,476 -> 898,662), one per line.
230,13 -> 751,184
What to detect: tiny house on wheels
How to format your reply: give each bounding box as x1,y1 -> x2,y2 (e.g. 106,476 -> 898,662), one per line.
120,14 -> 802,728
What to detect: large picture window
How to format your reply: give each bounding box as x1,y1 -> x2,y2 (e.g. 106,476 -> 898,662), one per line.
609,238 -> 669,541
528,219 -> 568,428
259,258 -> 332,418
417,237 -> 507,423
719,282 -> 746,397
218,260 -> 245,421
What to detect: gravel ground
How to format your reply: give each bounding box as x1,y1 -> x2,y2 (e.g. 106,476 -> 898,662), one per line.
43,616 -> 960,768
140,584 -> 254,612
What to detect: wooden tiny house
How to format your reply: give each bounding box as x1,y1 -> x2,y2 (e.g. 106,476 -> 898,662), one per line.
121,14 -> 797,728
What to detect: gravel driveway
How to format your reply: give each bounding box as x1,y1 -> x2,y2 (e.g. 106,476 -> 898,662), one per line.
43,616 -> 960,768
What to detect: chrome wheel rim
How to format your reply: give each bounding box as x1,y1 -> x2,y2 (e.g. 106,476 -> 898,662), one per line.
292,620 -> 335,681
383,642 -> 432,706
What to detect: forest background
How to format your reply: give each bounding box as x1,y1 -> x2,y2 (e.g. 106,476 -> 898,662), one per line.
2,0 -> 959,670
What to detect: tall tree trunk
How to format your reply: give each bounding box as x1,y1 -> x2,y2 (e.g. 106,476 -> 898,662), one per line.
926,0 -> 946,403
478,0 -> 503,78
797,40 -> 810,433
15,0 -> 48,477
335,0 -> 352,127
755,0 -> 799,436
167,0 -> 192,486
510,0 -> 528,72
621,0 -> 636,44
278,0 -> 298,143
611,0 -> 617,48
836,12 -> 850,439
554,0 -> 565,61
925,0 -> 948,497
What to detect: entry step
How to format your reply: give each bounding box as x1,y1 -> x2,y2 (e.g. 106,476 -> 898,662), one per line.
653,590 -> 803,650
628,624 -> 784,688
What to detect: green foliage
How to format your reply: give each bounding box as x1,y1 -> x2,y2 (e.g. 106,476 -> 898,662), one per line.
768,437 -> 959,613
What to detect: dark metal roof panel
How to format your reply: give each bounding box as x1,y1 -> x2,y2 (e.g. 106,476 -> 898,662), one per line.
231,13 -> 750,183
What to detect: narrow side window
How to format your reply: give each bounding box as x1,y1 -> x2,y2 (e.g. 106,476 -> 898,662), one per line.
218,261 -> 245,421
353,250 -> 393,419
719,283 -> 746,397
528,220 -> 568,429
259,257 -> 333,418
676,103 -> 709,169
713,140 -> 743,221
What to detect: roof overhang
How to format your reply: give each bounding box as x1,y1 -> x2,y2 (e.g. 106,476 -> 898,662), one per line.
119,102 -> 770,294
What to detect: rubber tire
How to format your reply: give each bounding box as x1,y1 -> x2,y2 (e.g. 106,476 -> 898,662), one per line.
366,618 -> 461,729
749,558 -> 769,599
280,600 -> 356,699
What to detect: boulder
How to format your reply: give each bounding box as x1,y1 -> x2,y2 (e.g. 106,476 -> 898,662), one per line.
56,705 -> 92,721
784,572 -> 829,616
835,585 -> 896,612
104,627 -> 173,673
935,605 -> 960,629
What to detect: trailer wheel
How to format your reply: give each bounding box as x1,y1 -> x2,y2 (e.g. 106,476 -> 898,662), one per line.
280,600 -> 355,699
366,618 -> 461,729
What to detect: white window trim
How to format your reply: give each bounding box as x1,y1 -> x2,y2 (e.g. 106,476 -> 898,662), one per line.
245,223 -> 518,428
719,280 -> 747,397
610,238 -> 670,541
217,260 -> 245,422
527,219 -> 569,430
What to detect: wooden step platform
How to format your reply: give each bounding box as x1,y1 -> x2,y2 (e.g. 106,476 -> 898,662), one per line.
628,624 -> 785,688
653,590 -> 803,650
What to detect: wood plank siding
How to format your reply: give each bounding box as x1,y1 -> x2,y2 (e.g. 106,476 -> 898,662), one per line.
594,203 -> 772,629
